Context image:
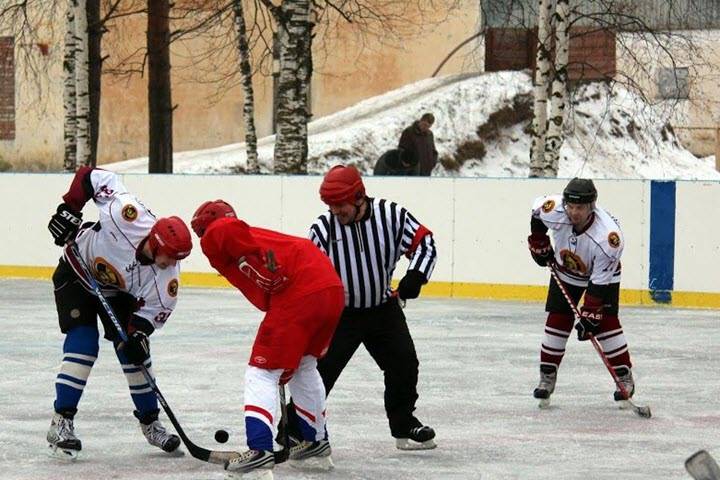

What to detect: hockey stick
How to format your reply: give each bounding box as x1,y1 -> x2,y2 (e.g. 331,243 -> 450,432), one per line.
686,450 -> 720,480
276,384 -> 290,463
65,242 -> 239,465
548,263 -> 652,418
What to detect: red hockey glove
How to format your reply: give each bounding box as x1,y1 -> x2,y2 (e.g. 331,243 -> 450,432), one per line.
528,233 -> 554,267
238,251 -> 289,294
279,368 -> 295,386
575,295 -> 603,341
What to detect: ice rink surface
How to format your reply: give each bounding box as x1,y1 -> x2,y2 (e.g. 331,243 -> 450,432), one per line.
1,278 -> 719,480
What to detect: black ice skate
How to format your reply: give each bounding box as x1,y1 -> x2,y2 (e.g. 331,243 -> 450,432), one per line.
613,367 -> 635,401
140,419 -> 181,453
396,425 -> 437,450
47,412 -> 81,461
288,439 -> 334,471
224,449 -> 275,480
534,364 -> 557,408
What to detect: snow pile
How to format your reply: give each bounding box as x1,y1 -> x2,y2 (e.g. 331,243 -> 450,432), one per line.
104,71 -> 720,180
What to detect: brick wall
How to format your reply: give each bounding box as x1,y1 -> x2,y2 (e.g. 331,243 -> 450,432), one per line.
0,37 -> 14,141
485,27 -> 616,82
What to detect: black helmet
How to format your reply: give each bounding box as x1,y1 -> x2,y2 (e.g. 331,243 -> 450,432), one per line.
563,178 -> 597,204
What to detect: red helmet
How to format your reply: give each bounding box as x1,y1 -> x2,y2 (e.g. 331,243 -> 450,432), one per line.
148,216 -> 193,260
191,200 -> 237,237
319,165 -> 365,205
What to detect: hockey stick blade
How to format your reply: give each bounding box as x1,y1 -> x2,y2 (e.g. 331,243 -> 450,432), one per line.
686,450 -> 720,480
619,399 -> 652,418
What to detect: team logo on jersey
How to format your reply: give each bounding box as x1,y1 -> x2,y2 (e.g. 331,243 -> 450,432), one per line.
253,356 -> 267,365
559,250 -> 588,274
122,204 -> 138,222
542,199 -> 556,213
608,232 -> 621,248
167,279 -> 178,297
93,257 -> 126,289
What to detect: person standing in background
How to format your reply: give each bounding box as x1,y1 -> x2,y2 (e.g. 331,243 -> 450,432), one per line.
398,112 -> 438,176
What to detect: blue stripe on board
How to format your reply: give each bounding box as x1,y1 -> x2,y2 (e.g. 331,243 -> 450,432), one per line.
649,181 -> 676,303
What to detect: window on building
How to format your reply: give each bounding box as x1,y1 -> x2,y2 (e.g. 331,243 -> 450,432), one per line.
658,67 -> 689,100
0,37 -> 14,140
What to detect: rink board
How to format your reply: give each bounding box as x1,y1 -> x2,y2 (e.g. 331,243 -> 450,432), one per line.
1,173 -> 718,308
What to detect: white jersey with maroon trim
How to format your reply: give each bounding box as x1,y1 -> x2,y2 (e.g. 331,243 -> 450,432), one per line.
62,169 -> 179,330
531,194 -> 623,287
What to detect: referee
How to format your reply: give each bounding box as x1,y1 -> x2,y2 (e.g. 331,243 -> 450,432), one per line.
284,165 -> 438,451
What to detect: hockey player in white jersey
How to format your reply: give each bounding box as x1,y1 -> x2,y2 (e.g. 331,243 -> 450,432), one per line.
527,178 -> 636,407
45,167 -> 193,460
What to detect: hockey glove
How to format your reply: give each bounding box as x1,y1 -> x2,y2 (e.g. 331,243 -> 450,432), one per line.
575,295 -> 603,341
397,270 -> 426,300
528,232 -> 554,267
48,203 -> 83,246
123,331 -> 151,365
239,251 -> 289,294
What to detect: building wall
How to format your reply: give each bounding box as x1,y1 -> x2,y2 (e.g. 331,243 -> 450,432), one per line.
0,1 -> 481,168
0,16 -> 64,169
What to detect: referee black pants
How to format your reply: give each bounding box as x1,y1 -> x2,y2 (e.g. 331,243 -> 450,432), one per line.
318,298 -> 422,438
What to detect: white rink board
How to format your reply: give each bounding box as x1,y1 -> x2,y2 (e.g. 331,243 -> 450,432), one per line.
0,173 -> 717,294
674,181 -> 720,293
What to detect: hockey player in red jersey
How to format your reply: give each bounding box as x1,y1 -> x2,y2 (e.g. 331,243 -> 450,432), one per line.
46,167 -> 192,460
191,200 -> 344,477
528,178 -> 637,407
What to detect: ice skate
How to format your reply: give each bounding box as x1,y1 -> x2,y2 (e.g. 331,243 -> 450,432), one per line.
395,425 -> 437,450
613,367 -> 635,403
47,412 -> 81,461
225,449 -> 274,479
289,439 -> 334,471
141,419 -> 181,453
534,364 -> 557,408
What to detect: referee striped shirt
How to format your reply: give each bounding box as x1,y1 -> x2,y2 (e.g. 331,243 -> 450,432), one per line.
309,197 -> 437,309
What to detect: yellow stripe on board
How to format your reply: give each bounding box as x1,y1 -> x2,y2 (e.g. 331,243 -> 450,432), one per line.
2,266 -> 718,309
0,265 -> 56,280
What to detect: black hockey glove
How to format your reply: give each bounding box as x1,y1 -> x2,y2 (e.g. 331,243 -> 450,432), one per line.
575,295 -> 603,341
123,331 -> 151,365
48,203 -> 83,246
397,270 -> 426,300
528,232 -> 554,267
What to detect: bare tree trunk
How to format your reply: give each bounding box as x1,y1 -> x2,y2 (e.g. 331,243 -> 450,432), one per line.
529,0 -> 554,178
273,0 -> 311,174
74,0 -> 91,167
63,0 -> 78,172
543,0 -> 570,177
87,0 -> 101,167
147,0 -> 173,173
233,0 -> 259,173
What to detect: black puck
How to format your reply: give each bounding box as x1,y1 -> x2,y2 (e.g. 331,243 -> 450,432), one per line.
214,429 -> 229,443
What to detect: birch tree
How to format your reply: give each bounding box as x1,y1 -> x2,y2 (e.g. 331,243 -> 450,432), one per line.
74,0 -> 91,168
233,0 -> 259,173
63,1 -> 78,171
63,0 -> 91,171
528,0 -> 554,177
263,0 -> 312,174
542,0 -> 569,177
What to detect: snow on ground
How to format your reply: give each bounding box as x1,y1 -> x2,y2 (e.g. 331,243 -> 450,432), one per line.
104,71 -> 720,180
2,279 -> 720,480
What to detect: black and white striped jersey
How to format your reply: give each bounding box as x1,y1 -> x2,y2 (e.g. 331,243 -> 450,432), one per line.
309,197 -> 437,309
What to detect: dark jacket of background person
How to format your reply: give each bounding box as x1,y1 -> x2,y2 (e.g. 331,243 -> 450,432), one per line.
373,149 -> 419,176
398,121 -> 438,176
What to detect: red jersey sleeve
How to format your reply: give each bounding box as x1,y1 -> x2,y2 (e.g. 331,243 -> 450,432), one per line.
200,218 -> 270,311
